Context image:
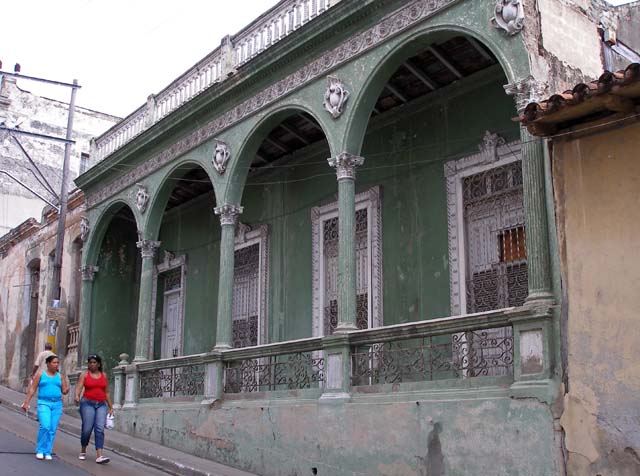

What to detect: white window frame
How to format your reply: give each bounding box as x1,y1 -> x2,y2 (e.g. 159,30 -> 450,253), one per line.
444,133 -> 522,315
150,253 -> 187,359
311,185 -> 383,337
233,223 -> 269,346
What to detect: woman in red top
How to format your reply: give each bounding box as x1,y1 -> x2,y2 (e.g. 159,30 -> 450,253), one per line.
74,354 -> 113,464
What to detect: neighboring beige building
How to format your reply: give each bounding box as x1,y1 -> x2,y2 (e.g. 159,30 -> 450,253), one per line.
0,74 -> 119,235
520,62 -> 640,476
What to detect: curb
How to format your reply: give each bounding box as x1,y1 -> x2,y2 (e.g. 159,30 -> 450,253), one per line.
0,395 -> 217,476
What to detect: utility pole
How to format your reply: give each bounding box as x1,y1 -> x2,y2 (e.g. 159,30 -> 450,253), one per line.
0,67 -> 80,303
51,79 -> 78,302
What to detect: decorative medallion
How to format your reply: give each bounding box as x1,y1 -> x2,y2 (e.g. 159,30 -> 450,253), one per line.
323,76 -> 350,119
492,0 -> 525,36
135,183 -> 150,214
80,216 -> 90,242
212,139 -> 230,174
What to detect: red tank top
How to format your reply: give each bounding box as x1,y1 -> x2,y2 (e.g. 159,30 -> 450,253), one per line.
83,372 -> 107,401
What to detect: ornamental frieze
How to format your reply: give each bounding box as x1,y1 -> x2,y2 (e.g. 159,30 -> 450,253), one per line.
87,0 -> 458,208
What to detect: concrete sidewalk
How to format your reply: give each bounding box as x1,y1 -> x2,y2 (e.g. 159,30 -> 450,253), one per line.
0,385 -> 258,476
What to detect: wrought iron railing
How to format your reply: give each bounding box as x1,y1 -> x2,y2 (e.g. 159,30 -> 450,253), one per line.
351,328 -> 514,386
138,356 -> 206,399
115,307 -> 549,406
91,0 -> 337,164
223,337 -> 324,393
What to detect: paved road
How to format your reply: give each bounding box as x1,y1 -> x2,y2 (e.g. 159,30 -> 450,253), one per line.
0,405 -> 172,476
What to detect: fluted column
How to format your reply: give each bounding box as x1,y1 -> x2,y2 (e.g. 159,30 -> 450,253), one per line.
78,265 -> 98,367
133,239 -> 161,362
213,204 -> 243,350
505,77 -> 553,303
328,152 -> 364,332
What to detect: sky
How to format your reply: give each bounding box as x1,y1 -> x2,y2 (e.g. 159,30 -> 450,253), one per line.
1,0 -> 280,118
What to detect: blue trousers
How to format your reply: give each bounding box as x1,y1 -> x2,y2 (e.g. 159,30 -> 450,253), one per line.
35,399 -> 63,456
79,398 -> 107,450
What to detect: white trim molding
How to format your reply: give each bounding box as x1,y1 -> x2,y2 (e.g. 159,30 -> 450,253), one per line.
444,133 -> 522,315
311,186 -> 383,337
150,252 -> 187,359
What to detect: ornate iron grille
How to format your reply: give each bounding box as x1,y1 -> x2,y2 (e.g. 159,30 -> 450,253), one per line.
233,243 -> 260,347
463,161 -> 528,313
164,270 -> 182,291
224,352 -> 324,393
139,365 -> 205,398
351,328 -> 514,386
323,209 -> 369,334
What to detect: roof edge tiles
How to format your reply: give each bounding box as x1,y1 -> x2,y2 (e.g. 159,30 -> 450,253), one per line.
517,63 -> 640,136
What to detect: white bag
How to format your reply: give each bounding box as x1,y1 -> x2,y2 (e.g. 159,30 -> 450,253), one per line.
105,414 -> 115,430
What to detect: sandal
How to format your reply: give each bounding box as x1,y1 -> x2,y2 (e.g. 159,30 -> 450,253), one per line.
78,453 -> 86,460
96,456 -> 110,464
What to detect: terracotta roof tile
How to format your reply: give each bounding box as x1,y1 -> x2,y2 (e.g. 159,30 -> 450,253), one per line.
518,63 -> 640,135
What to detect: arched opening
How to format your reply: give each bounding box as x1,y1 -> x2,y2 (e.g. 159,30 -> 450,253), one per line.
237,109 -> 331,343
22,258 -> 41,388
349,33 -> 522,381
91,205 -> 140,372
151,164 -> 216,358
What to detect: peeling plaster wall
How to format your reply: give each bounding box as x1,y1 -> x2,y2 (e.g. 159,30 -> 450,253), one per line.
118,394 -> 560,476
0,76 -> 119,235
553,121 -> 640,476
0,201 -> 86,390
523,0 -> 606,98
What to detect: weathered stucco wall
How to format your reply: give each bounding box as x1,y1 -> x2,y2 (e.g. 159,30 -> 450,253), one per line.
553,121 -> 640,475
117,391 -> 560,476
0,197 -> 86,390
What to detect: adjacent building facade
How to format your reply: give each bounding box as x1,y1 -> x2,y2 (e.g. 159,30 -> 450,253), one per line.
2,1 -> 639,475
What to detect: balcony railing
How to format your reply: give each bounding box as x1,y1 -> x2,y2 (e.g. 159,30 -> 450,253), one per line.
67,322 -> 80,353
112,306 -> 552,406
91,0 -> 337,164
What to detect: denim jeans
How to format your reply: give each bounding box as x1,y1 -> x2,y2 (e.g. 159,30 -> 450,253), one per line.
36,398 -> 63,456
79,398 -> 107,450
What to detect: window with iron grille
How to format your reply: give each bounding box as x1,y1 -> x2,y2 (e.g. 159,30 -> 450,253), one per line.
232,224 -> 268,347
311,186 -> 383,337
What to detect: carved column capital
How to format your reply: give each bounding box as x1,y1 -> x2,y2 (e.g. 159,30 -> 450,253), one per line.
504,76 -> 548,112
214,204 -> 243,226
81,265 -> 99,282
327,153 -> 365,180
136,240 -> 161,259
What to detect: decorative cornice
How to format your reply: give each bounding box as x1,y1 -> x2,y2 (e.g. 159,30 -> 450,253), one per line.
81,265 -> 99,282
86,0 -> 458,208
214,204 -> 243,226
136,240 -> 161,259
327,152 -> 364,180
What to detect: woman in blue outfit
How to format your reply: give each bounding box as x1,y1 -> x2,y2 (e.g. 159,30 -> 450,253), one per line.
22,354 -> 69,460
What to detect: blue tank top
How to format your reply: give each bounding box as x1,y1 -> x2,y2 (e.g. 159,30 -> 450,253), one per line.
38,371 -> 62,400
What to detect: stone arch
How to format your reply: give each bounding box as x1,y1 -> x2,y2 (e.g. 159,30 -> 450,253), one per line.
82,200 -> 141,267
342,24 -> 529,155
223,104 -> 335,205
143,159 -> 217,241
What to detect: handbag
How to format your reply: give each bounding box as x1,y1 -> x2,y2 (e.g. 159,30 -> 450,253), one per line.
105,413 -> 115,429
